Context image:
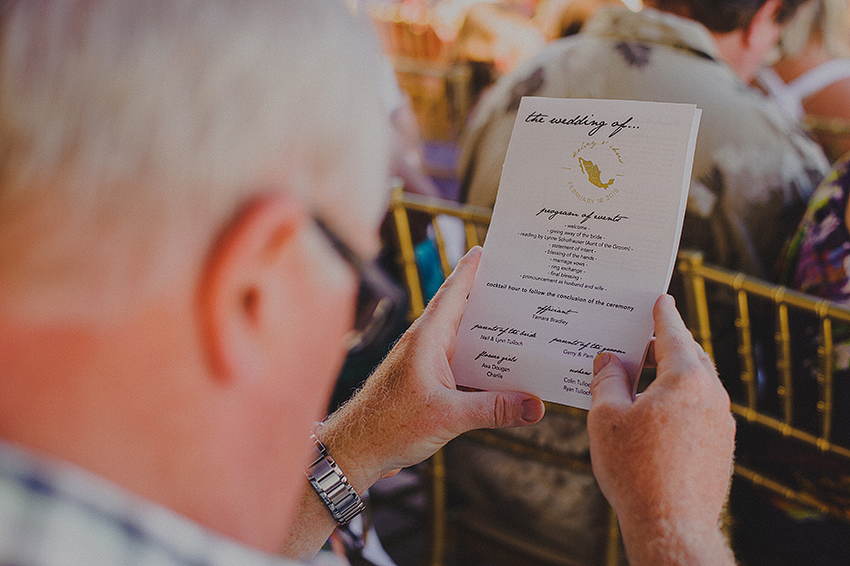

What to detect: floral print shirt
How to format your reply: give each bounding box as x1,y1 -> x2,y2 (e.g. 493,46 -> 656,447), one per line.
782,153 -> 850,444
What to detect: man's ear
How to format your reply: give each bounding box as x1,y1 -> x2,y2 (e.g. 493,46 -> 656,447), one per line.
196,194 -> 307,384
744,0 -> 782,50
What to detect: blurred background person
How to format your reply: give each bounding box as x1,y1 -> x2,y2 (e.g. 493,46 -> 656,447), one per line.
758,0 -> 850,162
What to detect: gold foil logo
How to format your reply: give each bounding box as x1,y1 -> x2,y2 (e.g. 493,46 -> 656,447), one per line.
562,141 -> 625,204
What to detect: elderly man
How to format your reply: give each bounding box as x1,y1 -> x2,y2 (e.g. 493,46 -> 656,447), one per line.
0,2 -> 735,565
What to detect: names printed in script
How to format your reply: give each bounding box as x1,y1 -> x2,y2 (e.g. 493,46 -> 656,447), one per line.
451,97 -> 700,409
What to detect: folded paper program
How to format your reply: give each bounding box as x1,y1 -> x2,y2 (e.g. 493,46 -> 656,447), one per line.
452,96 -> 700,409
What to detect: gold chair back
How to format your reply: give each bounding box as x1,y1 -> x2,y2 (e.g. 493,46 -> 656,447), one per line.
803,115 -> 850,163
389,187 -> 622,566
677,249 -> 850,522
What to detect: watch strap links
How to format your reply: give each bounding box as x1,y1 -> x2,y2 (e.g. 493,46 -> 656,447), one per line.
305,434 -> 365,525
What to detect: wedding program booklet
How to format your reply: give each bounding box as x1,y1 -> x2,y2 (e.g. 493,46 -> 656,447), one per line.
452,97 -> 700,409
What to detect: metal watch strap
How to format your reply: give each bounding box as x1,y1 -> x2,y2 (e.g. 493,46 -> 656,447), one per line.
305,434 -> 365,525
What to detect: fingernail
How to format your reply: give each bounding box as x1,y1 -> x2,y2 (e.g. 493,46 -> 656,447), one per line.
593,353 -> 612,375
521,398 -> 543,422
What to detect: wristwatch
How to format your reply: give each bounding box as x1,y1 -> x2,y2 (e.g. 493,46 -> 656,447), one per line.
304,434 -> 365,525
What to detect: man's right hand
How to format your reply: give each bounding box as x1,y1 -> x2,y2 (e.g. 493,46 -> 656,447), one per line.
587,294 -> 736,566
319,246 -> 544,492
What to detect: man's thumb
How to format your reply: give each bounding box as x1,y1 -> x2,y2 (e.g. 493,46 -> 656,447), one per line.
459,390 -> 545,430
590,353 -> 634,406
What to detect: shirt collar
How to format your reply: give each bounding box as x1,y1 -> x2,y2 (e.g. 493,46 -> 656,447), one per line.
583,6 -> 720,63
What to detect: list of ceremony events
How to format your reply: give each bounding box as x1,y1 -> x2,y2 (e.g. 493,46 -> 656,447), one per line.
452,96 -> 700,409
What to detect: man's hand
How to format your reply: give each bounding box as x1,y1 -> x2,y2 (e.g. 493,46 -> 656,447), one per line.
322,245 -> 545,491
587,294 -> 736,566
282,246 -> 544,559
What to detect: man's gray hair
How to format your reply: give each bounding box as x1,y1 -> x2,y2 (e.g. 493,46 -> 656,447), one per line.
0,0 -> 390,320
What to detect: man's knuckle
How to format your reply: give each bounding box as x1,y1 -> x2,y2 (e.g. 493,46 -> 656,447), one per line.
492,394 -> 508,427
589,370 -> 616,395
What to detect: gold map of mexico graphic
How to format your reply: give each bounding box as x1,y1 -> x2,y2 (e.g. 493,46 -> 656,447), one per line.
578,156 -> 614,189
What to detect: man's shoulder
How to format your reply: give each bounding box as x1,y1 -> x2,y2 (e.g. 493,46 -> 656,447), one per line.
0,441 -> 318,566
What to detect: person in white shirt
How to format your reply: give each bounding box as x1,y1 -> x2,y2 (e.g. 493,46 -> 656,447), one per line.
758,0 -> 850,161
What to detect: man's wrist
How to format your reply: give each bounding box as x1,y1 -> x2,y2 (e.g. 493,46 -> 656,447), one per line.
317,403 -> 386,494
619,518 -> 734,566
